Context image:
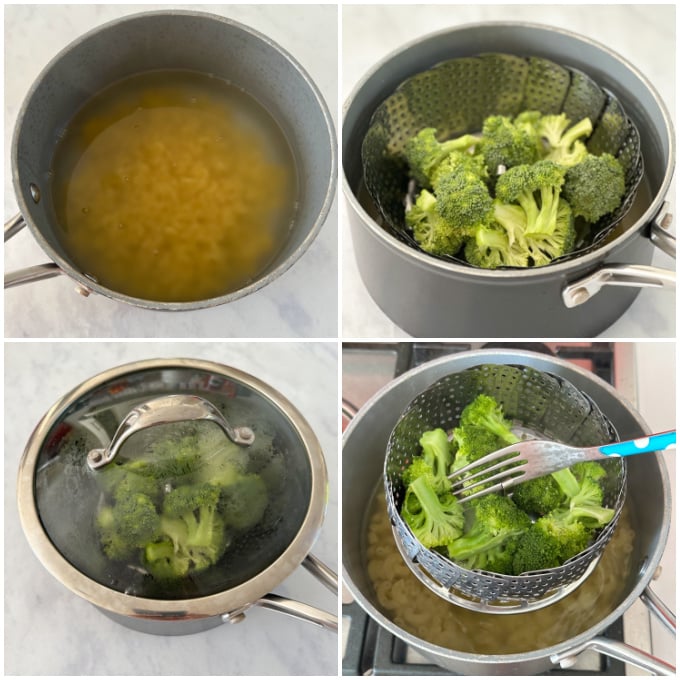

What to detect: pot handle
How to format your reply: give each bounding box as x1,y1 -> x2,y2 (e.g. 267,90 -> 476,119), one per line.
222,552 -> 338,632
551,585 -> 676,675
551,637 -> 675,675
562,204 -> 676,308
4,212 -> 64,288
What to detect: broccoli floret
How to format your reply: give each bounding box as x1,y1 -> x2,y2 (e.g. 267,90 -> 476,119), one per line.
401,475 -> 464,549
95,493 -> 161,561
405,189 -> 465,256
452,424 -> 502,464
524,198 -> 575,266
447,494 -> 531,571
538,114 -> 593,166
571,461 -> 608,486
402,456 -> 441,489
481,115 -> 540,175
551,467 -> 615,528
433,168 -> 494,234
419,429 -> 454,486
495,161 -> 566,238
465,221 -> 530,269
431,150 -> 489,188
459,395 -> 519,445
563,153 -> 626,223
219,474 -> 269,531
404,128 -> 479,187
513,510 -> 593,576
512,474 -> 564,516
148,482 -> 229,577
512,521 -> 563,573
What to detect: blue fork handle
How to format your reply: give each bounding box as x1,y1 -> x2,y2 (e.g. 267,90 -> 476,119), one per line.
599,430 -> 676,457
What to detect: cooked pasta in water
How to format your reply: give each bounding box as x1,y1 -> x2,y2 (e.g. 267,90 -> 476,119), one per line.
50,70 -> 297,302
364,487 -> 635,654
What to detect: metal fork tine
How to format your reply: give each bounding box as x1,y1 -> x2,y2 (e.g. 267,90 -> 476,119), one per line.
453,466 -> 528,501
449,454 -> 524,490
447,442 -> 525,482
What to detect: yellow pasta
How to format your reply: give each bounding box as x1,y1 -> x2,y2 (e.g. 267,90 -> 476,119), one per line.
364,488 -> 635,654
51,71 -> 297,302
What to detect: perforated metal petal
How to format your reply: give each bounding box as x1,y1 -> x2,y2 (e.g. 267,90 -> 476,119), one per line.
361,53 -> 644,268
384,364 -> 627,608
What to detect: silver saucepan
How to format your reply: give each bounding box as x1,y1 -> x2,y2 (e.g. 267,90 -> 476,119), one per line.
6,10 -> 336,310
18,358 -> 337,635
342,349 -> 674,674
343,23 -> 675,337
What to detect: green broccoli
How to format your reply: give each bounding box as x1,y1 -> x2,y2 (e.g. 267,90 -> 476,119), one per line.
512,520 -> 563,573
433,168 -> 494,234
537,114 -> 593,166
452,423 -> 503,465
404,128 -> 479,187
562,153 -> 626,223
511,474 -> 564,516
495,161 -> 566,239
459,394 -> 519,446
419,429 -> 453,482
430,150 -> 489,188
144,483 -> 229,579
464,221 -> 530,269
402,456 -> 441,488
481,115 -> 540,175
524,199 -> 576,266
446,494 -> 531,571
405,189 -> 466,256
401,475 -> 464,548
551,467 -> 615,527
571,460 -> 608,485
95,493 -> 161,560
219,474 -> 269,530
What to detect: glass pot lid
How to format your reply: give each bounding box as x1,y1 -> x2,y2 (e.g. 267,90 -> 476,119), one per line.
18,359 -> 327,611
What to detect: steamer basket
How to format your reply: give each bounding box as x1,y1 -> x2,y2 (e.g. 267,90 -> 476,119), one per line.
385,364 -> 627,613
362,53 -> 643,267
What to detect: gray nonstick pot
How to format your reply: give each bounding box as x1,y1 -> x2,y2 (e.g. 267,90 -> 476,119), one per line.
17,359 -> 337,635
343,23 -> 675,337
342,349 -> 674,674
6,10 -> 336,310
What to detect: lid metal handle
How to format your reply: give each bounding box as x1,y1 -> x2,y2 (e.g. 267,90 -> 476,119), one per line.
86,394 -> 254,470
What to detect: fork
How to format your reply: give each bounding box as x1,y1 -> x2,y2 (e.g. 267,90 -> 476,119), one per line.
448,430 -> 676,502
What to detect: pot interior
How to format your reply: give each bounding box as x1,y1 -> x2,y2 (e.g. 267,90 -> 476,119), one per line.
33,363 -> 313,600
343,23 -> 672,258
15,11 -> 334,299
342,353 -> 669,662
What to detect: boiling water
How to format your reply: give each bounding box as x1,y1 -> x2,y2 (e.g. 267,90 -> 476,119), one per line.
51,70 -> 298,302
363,486 -> 635,655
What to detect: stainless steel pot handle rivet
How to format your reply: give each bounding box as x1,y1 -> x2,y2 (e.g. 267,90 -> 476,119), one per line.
562,204 -> 676,308
221,553 -> 338,632
4,212 -> 64,288
86,394 -> 255,470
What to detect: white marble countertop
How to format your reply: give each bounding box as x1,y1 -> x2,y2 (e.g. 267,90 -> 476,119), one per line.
4,342 -> 338,675
4,4 -> 338,339
342,5 -> 676,339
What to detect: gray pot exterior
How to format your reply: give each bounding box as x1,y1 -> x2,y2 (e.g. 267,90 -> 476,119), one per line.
343,22 -> 674,337
13,10 -> 336,310
342,350 -> 671,674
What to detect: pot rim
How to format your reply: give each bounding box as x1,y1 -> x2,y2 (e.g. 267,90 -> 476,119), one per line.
12,9 -> 337,310
342,20 -> 675,280
18,358 -> 328,619
342,348 -> 671,664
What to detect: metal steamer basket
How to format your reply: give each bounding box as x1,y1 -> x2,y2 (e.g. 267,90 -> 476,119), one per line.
342,350 -> 674,675
362,53 -> 643,263
343,23 -> 676,337
385,364 -> 626,614
17,358 -> 337,635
